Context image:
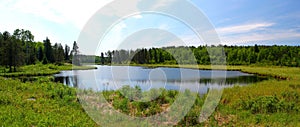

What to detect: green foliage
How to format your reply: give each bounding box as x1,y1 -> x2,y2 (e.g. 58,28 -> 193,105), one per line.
0,31 -> 25,72
104,45 -> 300,67
103,86 -> 179,117
0,29 -> 86,70
238,95 -> 299,114
70,41 -> 81,66
0,77 -> 97,126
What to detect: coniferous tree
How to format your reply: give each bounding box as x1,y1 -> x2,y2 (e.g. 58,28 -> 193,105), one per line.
53,43 -> 65,64
13,29 -> 35,65
71,41 -> 80,66
1,31 -> 24,72
101,52 -> 105,65
64,44 -> 70,62
43,37 -> 54,63
37,46 -> 44,62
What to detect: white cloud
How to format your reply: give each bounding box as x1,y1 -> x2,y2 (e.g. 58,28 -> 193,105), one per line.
97,0 -> 140,18
213,22 -> 300,44
97,22 -> 128,53
216,22 -> 275,35
220,29 -> 300,44
0,0 -> 118,45
10,0 -> 114,29
158,24 -> 169,30
13,1 -> 64,24
148,0 -> 176,10
132,14 -> 143,19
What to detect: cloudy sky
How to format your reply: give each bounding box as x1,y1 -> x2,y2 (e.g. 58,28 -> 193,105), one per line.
0,0 -> 299,54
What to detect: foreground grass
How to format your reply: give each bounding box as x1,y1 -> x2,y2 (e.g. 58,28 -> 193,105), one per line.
0,64 -> 299,126
0,63 -> 97,77
0,77 -> 97,126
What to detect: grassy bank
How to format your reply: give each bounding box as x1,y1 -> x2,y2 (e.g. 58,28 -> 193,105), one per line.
0,63 -> 97,77
0,64 -> 299,126
133,64 -> 300,80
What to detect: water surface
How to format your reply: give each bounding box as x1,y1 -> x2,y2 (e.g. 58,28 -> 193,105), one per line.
54,65 -> 267,94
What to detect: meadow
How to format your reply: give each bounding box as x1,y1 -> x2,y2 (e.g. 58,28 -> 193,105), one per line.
0,64 -> 299,126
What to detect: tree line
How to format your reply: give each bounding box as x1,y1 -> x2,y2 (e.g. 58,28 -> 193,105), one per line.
100,45 -> 300,67
1,29 -> 299,71
0,29 -> 80,72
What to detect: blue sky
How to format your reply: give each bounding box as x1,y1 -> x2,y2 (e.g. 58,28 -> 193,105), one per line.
0,0 -> 299,54
195,0 -> 300,45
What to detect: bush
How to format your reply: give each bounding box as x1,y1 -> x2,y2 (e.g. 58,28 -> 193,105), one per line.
238,94 -> 299,114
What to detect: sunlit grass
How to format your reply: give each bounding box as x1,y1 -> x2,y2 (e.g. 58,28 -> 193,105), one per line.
0,63 -> 97,77
0,77 -> 97,126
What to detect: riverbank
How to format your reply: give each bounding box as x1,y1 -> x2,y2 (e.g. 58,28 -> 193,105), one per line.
0,64 -> 299,126
131,64 -> 300,80
0,63 -> 97,77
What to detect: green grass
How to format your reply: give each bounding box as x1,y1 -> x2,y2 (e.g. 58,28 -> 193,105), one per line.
0,77 -> 97,126
0,63 -> 97,77
0,64 -> 299,126
215,66 -> 300,126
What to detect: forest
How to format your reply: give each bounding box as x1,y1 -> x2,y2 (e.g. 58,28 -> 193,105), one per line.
1,29 -> 300,72
102,45 -> 300,67
0,29 -> 81,72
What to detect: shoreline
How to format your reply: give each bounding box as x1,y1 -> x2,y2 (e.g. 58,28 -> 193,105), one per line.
3,63 -> 296,81
108,64 -> 296,80
0,64 -> 97,77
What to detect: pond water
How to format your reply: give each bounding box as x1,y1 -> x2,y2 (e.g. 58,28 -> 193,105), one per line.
54,65 -> 267,94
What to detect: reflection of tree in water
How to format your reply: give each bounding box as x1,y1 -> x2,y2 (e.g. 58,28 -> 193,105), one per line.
55,76 -> 77,87
199,76 -> 268,85
54,74 -> 269,93
72,75 -> 78,88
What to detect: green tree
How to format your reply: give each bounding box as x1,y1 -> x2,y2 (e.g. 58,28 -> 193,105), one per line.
64,44 -> 70,62
37,46 -> 43,61
106,50 -> 112,64
2,31 -> 24,72
100,52 -> 105,65
71,41 -> 80,66
53,43 -> 65,64
0,32 -> 3,66
43,37 -> 54,63
13,29 -> 35,64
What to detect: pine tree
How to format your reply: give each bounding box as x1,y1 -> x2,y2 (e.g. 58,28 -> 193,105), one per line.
43,37 -> 54,63
71,41 -> 80,66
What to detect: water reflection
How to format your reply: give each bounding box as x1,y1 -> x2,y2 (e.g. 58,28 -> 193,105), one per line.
54,66 -> 268,95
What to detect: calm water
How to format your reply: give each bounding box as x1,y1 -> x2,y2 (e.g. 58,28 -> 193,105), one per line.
54,65 -> 267,94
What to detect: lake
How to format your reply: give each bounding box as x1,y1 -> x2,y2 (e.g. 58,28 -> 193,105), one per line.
54,65 -> 267,94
